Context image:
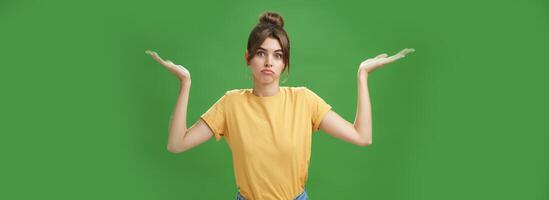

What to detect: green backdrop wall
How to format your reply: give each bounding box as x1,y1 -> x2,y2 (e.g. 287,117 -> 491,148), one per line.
1,0 -> 547,199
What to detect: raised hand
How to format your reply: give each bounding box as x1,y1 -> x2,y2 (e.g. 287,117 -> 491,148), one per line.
146,50 -> 191,82
358,48 -> 415,76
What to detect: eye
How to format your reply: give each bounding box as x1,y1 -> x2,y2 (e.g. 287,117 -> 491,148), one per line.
275,53 -> 282,59
257,51 -> 265,57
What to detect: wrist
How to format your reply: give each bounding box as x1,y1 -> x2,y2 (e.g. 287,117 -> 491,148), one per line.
180,79 -> 191,87
358,70 -> 369,80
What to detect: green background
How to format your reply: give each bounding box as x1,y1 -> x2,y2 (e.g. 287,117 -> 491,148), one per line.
1,0 -> 547,199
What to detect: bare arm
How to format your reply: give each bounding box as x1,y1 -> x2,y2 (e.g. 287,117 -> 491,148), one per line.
318,75 -> 372,146
146,50 -> 214,153
319,48 -> 415,146
354,72 -> 373,145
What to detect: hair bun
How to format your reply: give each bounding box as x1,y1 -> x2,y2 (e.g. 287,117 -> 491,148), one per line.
259,11 -> 284,28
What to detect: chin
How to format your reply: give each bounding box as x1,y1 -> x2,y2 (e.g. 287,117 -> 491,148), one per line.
255,76 -> 279,84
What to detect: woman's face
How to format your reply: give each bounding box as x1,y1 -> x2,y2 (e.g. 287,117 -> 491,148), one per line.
246,37 -> 286,85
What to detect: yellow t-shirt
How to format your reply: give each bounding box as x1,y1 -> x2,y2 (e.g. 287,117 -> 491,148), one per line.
200,86 -> 332,200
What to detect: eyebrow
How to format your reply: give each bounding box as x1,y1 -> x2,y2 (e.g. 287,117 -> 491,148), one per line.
258,47 -> 283,53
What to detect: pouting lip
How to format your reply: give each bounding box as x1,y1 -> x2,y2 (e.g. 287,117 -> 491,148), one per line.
261,69 -> 275,74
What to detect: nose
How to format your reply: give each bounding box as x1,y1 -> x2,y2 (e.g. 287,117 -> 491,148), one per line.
264,55 -> 273,67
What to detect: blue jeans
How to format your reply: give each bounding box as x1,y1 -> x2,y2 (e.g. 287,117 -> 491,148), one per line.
236,188 -> 309,200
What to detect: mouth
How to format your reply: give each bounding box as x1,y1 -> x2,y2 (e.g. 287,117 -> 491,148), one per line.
261,69 -> 275,75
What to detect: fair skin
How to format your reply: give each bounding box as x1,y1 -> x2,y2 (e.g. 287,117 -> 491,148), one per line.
320,48 -> 415,146
146,40 -> 414,153
244,37 -> 286,97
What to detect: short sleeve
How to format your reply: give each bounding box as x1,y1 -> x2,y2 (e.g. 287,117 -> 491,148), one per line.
200,94 -> 228,142
304,87 -> 332,132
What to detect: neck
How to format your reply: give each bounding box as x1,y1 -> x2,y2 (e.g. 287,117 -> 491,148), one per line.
252,81 -> 280,97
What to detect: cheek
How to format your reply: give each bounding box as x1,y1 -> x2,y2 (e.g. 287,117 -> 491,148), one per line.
275,60 -> 286,72
249,60 -> 264,74
247,62 -> 260,72
249,57 -> 263,66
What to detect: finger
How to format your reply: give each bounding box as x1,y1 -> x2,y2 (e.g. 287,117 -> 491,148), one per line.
397,48 -> 415,56
375,53 -> 388,58
392,48 -> 411,58
166,60 -> 180,69
385,54 -> 403,63
152,54 -> 167,64
146,50 -> 160,58
145,50 -> 154,55
401,49 -> 414,56
389,48 -> 414,62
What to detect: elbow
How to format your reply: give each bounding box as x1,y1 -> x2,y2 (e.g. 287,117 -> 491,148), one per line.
167,144 -> 187,154
166,130 -> 190,154
357,139 -> 372,147
166,145 -> 180,154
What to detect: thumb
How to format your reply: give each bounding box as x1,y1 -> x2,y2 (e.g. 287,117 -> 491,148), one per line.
375,53 -> 388,58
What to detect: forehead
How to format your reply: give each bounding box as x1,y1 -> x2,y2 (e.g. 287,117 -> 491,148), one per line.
259,37 -> 282,51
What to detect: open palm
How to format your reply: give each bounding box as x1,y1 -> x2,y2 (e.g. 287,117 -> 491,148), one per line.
359,48 -> 415,74
146,50 -> 191,81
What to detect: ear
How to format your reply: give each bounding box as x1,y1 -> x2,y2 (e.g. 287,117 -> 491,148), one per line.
244,50 -> 249,65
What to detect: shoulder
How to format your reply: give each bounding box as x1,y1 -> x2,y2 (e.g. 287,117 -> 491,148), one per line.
285,86 -> 309,94
288,86 -> 317,97
284,86 -> 323,102
225,88 -> 261,96
220,88 -> 251,101
225,88 -> 247,96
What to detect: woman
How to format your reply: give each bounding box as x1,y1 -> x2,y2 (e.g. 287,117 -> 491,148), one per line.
146,11 -> 414,200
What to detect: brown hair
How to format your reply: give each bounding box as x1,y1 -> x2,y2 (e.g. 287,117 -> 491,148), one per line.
246,11 -> 291,73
